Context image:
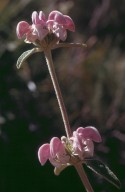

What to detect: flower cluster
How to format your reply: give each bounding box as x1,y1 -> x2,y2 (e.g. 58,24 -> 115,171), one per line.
16,10 -> 75,43
38,126 -> 102,169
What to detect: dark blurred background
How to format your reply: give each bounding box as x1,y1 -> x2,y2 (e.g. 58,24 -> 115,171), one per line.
0,0 -> 125,191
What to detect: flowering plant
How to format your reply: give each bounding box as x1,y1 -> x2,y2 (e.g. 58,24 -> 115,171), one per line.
16,10 -> 121,192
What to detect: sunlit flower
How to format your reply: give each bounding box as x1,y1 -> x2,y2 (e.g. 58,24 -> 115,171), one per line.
16,10 -> 75,43
47,10 -> 75,41
70,126 -> 102,160
16,11 -> 49,43
38,137 -> 70,168
38,126 -> 102,170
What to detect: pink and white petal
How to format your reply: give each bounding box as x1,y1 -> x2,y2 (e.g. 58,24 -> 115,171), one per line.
32,11 -> 40,25
48,11 -> 66,25
50,137 -> 65,158
54,12 -> 66,25
83,139 -> 94,157
49,157 -> 62,168
81,126 -> 102,143
77,127 -> 85,134
46,20 -> 54,31
25,33 -> 37,43
70,132 -> 85,159
57,152 -> 70,164
72,131 -> 83,151
16,21 -> 30,39
48,10 -> 57,20
38,143 -> 50,165
59,30 -> 67,41
54,27 -> 67,41
72,144 -> 83,160
64,15 -> 75,32
39,11 -> 46,22
48,11 -> 61,20
32,24 -> 48,40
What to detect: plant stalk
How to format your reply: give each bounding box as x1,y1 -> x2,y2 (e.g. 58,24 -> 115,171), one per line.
44,49 -> 72,138
75,163 -> 94,192
53,42 -> 87,49
44,48 -> 94,192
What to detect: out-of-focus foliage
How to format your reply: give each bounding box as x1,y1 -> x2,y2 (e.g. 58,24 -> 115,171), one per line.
0,0 -> 125,191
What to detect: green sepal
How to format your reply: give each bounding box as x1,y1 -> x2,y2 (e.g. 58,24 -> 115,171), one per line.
85,159 -> 121,189
16,48 -> 42,69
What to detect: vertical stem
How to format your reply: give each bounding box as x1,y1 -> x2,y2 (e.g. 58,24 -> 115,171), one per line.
44,48 -> 94,192
44,49 -> 72,138
75,163 -> 94,192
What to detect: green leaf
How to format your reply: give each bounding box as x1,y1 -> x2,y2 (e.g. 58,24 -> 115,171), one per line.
16,48 -> 42,69
85,159 -> 121,189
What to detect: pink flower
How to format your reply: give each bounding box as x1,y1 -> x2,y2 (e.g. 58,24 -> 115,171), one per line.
16,21 -> 31,39
31,11 -> 49,41
47,10 -> 75,41
38,137 -> 70,168
70,126 -> 102,160
16,10 -> 75,43
38,126 -> 102,169
16,11 -> 49,43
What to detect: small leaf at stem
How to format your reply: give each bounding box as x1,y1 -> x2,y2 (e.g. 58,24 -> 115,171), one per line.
54,164 -> 70,176
16,48 -> 41,69
85,159 -> 121,189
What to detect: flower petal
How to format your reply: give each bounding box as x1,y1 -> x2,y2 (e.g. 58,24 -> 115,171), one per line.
64,15 -> 75,32
54,25 -> 67,41
77,126 -> 102,142
50,137 -> 65,158
46,20 -> 54,31
76,127 -> 85,134
16,21 -> 30,39
72,131 -> 83,151
54,12 -> 66,25
25,32 -> 37,43
49,156 -> 62,168
39,11 -> 46,22
83,139 -> 94,157
48,10 -> 66,25
48,10 -> 57,20
57,152 -> 70,164
38,143 -> 50,165
32,11 -> 40,24
32,24 -> 48,40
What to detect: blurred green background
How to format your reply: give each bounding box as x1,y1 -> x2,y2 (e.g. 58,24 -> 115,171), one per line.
0,0 -> 125,191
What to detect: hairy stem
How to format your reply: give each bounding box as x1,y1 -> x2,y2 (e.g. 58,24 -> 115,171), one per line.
75,163 -> 94,192
44,49 -> 72,138
53,42 -> 87,49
